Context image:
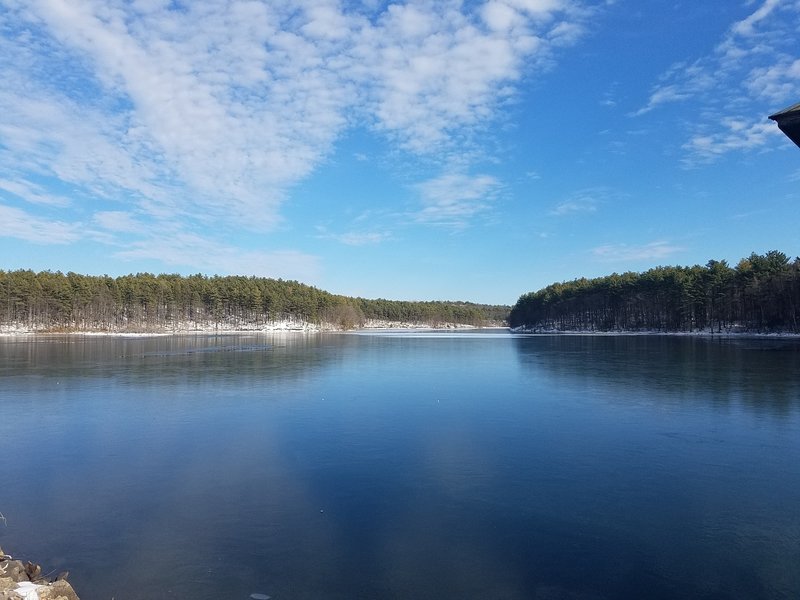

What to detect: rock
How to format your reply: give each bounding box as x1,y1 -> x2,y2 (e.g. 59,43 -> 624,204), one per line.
34,580 -> 79,600
0,554 -> 79,600
0,560 -> 28,583
24,563 -> 41,582
0,579 -> 79,600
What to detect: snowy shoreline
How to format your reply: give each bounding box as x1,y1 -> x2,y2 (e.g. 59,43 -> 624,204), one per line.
510,326 -> 800,338
0,318 -> 483,337
3,325 -> 799,339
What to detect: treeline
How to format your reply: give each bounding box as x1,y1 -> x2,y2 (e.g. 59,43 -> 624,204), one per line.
0,270 -> 509,332
509,251 -> 800,333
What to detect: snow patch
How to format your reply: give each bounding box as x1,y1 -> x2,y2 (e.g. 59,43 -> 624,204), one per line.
14,582 -> 43,600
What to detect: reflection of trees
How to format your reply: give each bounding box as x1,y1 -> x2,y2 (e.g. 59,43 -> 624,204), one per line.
512,335 -> 800,416
0,334 -> 339,389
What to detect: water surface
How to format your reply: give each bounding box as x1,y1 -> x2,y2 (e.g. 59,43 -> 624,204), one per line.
1,332 -> 799,599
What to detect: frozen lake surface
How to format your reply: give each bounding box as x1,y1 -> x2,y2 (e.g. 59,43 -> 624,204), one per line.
1,331 -> 799,599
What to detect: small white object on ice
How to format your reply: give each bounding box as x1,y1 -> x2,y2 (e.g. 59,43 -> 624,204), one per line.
250,594 -> 271,600
15,581 -> 42,600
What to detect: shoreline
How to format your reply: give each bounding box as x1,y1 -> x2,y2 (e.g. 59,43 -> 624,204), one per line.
2,327 -> 799,339
0,319 -> 487,337
510,327 -> 800,339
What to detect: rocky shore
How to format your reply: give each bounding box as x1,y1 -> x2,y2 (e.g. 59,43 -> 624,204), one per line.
0,549 -> 79,600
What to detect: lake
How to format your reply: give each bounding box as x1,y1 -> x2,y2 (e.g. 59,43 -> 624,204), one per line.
1,331 -> 799,599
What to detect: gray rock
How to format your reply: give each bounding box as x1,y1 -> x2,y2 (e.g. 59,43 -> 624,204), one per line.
0,554 -> 79,600
0,560 -> 28,583
0,579 -> 80,600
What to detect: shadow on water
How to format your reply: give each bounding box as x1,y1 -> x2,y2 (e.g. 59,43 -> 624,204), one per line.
512,335 -> 800,417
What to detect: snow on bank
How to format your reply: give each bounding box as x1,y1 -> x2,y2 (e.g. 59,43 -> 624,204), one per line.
360,319 -> 478,330
0,319 -> 484,336
510,326 -> 800,338
0,318 -> 322,337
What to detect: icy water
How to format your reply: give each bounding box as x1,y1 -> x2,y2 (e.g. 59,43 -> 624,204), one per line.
1,331 -> 799,600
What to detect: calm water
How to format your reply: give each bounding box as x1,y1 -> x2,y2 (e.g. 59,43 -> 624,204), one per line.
1,331 -> 799,599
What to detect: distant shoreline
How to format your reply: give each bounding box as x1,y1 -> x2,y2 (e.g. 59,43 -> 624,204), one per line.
510,327 -> 800,339
0,319 -> 488,337
3,326 -> 799,339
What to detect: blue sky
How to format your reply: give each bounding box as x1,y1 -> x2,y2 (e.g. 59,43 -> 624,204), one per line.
1,0 -> 798,305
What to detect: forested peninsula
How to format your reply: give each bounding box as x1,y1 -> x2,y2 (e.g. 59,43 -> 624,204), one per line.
510,251 -> 800,334
0,270 -> 509,333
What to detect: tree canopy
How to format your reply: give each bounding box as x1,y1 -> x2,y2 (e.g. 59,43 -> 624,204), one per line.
0,270 -> 509,332
509,251 -> 800,333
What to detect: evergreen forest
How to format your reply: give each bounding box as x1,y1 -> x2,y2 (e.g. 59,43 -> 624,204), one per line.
0,270 -> 509,332
509,251 -> 800,333
4,250 -> 799,334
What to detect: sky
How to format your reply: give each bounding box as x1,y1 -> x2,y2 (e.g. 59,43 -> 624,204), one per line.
1,0 -> 799,305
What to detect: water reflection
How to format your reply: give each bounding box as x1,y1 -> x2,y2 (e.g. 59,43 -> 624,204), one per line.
512,335 -> 800,416
1,333 -> 799,599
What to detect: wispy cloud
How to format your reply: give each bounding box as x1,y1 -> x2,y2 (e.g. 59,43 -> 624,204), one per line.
412,172 -> 502,228
731,0 -> 782,36
550,192 -> 599,216
633,0 -> 800,162
682,119 -> 782,164
92,210 -> 143,233
746,57 -> 800,103
632,83 -> 694,117
0,204 -> 81,244
549,187 -> 619,216
591,241 -> 684,262
0,178 -> 72,207
550,201 -> 596,216
316,227 -> 392,246
0,0 -> 606,286
362,1 -> 592,154
0,0 -> 595,247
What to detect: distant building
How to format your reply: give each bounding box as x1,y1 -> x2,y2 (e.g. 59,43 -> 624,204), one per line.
769,102 -> 800,148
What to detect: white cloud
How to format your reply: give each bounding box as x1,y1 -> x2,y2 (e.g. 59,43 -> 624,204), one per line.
550,200 -> 596,215
0,0 -> 593,242
0,204 -> 81,244
592,241 -> 683,262
92,210 -> 143,233
550,194 -> 599,215
412,172 -> 502,228
731,0 -> 782,37
549,187 -> 618,216
632,83 -> 693,116
547,20 -> 584,46
683,119 -> 783,164
483,2 -> 522,32
355,0 -> 588,154
633,0 -> 800,160
316,228 -> 393,246
746,57 -> 800,103
0,178 -> 72,207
